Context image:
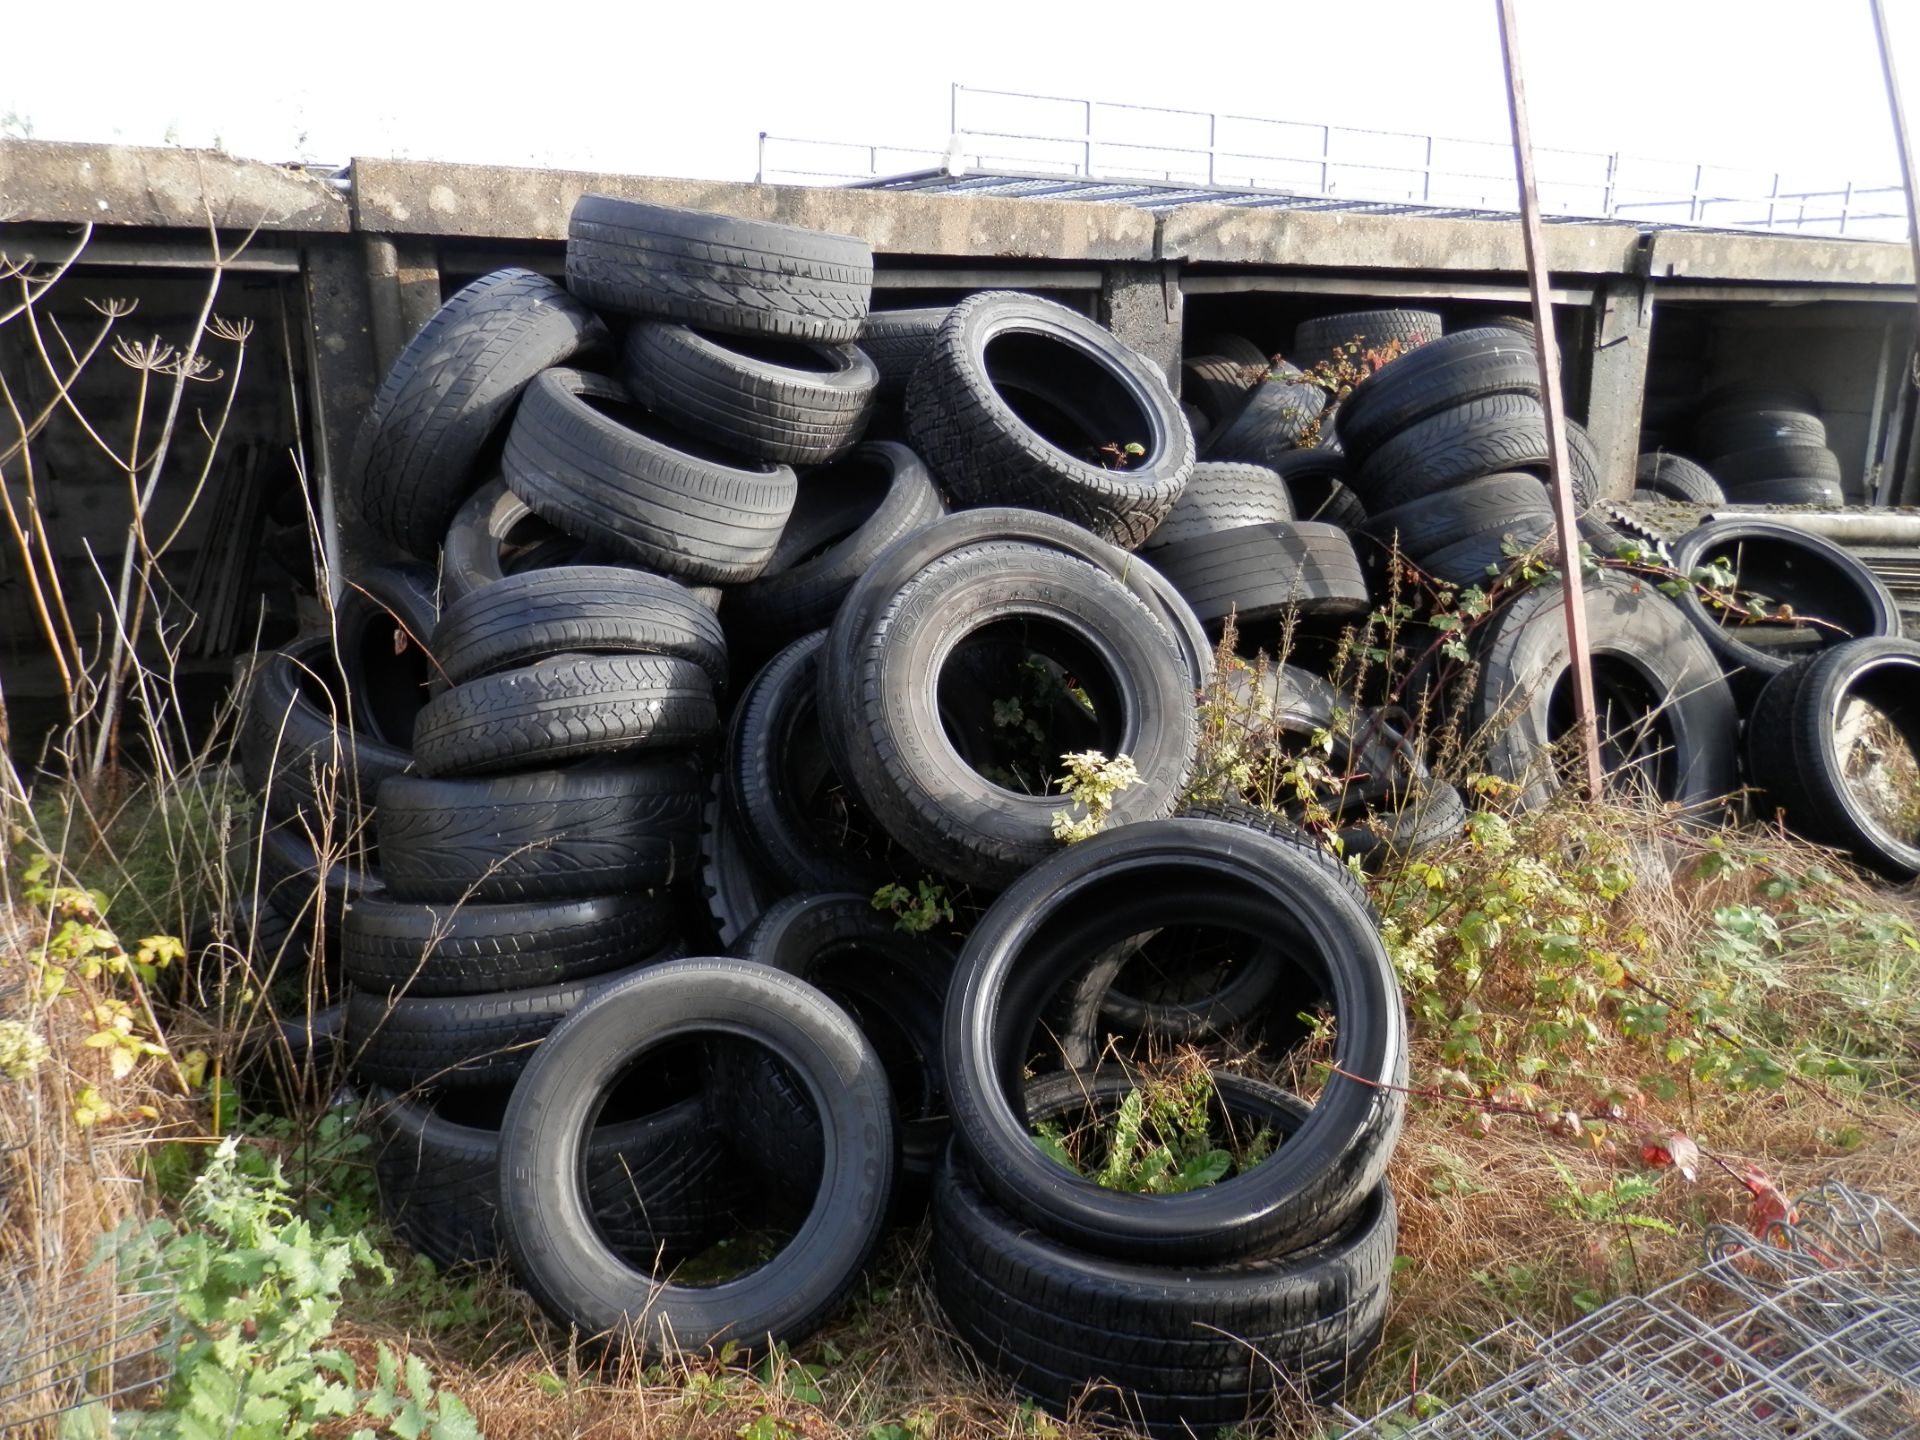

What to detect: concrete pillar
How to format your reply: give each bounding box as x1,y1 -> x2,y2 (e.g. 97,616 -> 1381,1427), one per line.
1582,267 -> 1654,503
1100,262 -> 1182,385
362,235 -> 443,378
301,241 -> 382,592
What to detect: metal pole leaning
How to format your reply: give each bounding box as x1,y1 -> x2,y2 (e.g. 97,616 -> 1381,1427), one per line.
1495,0 -> 1605,798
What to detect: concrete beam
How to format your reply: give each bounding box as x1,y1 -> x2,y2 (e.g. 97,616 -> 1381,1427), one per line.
0,140 -> 349,233
1649,228 -> 1913,287
1158,206 -> 1647,276
1100,263 -> 1181,384
1582,270 -> 1654,503
350,157 -> 1158,260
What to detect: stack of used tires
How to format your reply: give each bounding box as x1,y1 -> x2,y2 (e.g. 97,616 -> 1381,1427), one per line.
221,194 -> 1434,1432
1690,383 -> 1844,507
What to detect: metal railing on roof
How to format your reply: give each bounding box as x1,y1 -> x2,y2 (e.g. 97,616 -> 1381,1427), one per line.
756,83 -> 1907,239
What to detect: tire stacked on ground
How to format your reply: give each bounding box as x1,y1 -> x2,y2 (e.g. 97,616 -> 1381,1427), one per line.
1691,383 -> 1843,507
1633,450 -> 1725,507
932,818 -> 1407,1435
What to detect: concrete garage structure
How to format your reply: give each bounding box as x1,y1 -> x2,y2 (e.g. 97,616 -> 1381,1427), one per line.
1,138 -> 1916,744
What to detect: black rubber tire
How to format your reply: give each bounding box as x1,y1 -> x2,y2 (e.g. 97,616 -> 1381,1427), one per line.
934,1084 -> 1394,1434
1667,519 -> 1900,702
1417,515 -> 1555,586
1336,327 -> 1542,462
821,510 -> 1213,744
1471,569 -> 1738,811
826,543 -> 1198,889
1693,407 -> 1826,458
725,632 -> 884,893
345,949 -> 679,1090
432,565 -> 728,689
1175,802 -> 1376,916
1744,637 -> 1920,879
905,292 -> 1195,548
723,442 -> 947,653
1201,364 -> 1329,466
1353,393 -> 1561,511
1710,442 -> 1843,488
861,308 -> 951,402
1272,447 -> 1366,527
241,638 -> 411,838
256,815 -> 381,930
1141,462 -> 1292,551
1192,332 -> 1272,371
369,1086 -> 739,1270
697,772 -> 783,949
565,195 -> 872,343
333,564 -> 441,747
1362,471 -> 1554,559
1722,476 -> 1845,507
1291,309 -> 1442,366
377,759 -> 704,904
341,892 -> 677,998
503,369 -> 799,584
1696,381 -> 1821,419
233,1002 -> 347,1114
943,816 -> 1406,1264
1635,452 -> 1725,505
498,958 -> 894,1354
352,269 -> 609,559
440,474 -> 613,606
1148,522 -> 1371,625
623,322 -> 877,465
733,892 -> 956,1191
411,653 -> 717,778
1337,779 -> 1468,869
1181,354 -> 1261,428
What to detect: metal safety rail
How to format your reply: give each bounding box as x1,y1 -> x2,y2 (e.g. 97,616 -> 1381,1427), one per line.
757,83 -> 1906,240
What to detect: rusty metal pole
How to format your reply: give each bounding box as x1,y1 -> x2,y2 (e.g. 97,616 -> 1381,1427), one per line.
1494,0 -> 1605,798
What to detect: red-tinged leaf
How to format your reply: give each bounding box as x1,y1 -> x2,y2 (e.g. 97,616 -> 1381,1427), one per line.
1463,1109 -> 1494,1138
1639,1130 -> 1700,1182
1740,1166 -> 1797,1233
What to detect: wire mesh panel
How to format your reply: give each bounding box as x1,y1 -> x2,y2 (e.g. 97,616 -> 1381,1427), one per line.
1340,1181 -> 1920,1440
0,1259 -> 178,1434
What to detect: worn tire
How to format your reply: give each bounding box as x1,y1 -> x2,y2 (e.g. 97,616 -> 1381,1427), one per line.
1362,471 -> 1554,559
725,632 -> 885,894
1148,522 -> 1371,625
1693,407 -> 1826,458
1141,462 -> 1292,551
1291,309 -> 1441,366
377,759 -> 704,903
334,564 -> 440,747
1710,442 -> 1843,488
1667,519 -> 1899,701
1744,637 -> 1920,879
256,816 -> 380,930
440,474 -> 610,605
352,269 -> 609,558
861,308 -> 951,402
697,773 -> 783,949
1723,476 -> 1845,506
345,950 -> 679,1090
1472,570 -> 1738,811
1353,393 -> 1569,511
411,653 -> 717,777
622,322 -> 877,465
432,565 -> 728,689
1273,447 -> 1366,526
1336,327 -> 1542,461
1635,452 -> 1725,505
1201,364 -> 1329,466
826,543 -> 1198,888
341,892 -> 677,998
503,369 -> 798,584
242,638 -> 411,839
723,442 -> 947,653
1181,354 -> 1262,429
906,292 -> 1194,548
934,1083 -> 1394,1434
565,195 -> 872,343
498,958 -> 894,1354
369,1086 -> 738,1270
944,817 -> 1405,1263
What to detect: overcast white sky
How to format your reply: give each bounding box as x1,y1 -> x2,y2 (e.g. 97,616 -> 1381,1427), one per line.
3,0 -> 1916,205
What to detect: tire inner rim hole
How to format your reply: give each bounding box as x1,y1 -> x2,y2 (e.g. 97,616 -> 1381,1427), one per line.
1547,656 -> 1678,801
1835,670 -> 1920,847
355,616 -> 430,746
935,616 -> 1127,797
776,457 -> 892,567
695,328 -> 838,374
1713,539 -> 1879,647
982,331 -> 1156,468
578,387 -> 774,470
584,1035 -> 821,1288
810,945 -> 938,1119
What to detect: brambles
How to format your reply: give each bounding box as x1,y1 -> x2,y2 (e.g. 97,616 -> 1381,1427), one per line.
1049,750 -> 1139,843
